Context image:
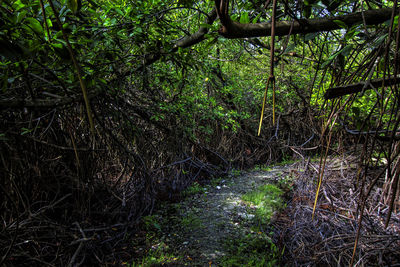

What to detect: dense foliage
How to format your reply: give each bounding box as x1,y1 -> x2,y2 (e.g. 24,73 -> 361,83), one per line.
1,0 -> 399,265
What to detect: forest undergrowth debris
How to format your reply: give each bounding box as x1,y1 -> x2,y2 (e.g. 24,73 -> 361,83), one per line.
275,156 -> 400,266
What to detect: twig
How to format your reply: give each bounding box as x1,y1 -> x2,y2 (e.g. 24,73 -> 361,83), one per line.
68,222 -> 87,267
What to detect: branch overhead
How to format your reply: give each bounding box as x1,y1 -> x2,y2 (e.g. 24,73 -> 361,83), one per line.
214,3 -> 394,38
135,8 -> 217,71
324,76 -> 400,99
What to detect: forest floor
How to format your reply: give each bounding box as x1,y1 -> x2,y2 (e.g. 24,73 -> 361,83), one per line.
129,163 -> 292,266
129,157 -> 400,266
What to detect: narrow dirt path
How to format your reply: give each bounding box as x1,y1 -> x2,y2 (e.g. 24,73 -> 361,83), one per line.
135,165 -> 291,266
179,168 -> 286,265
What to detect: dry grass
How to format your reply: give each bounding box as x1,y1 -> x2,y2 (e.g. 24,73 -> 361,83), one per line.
274,156 -> 400,266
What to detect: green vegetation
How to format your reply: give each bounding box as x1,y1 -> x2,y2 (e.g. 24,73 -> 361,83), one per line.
218,178 -> 287,266
132,206 -> 185,266
221,233 -> 281,267
143,215 -> 162,232
181,210 -> 203,230
1,0 -> 399,265
276,159 -> 296,166
182,176 -> 233,198
131,247 -> 180,267
277,175 -> 295,194
252,165 -> 273,172
231,169 -> 242,176
210,176 -> 224,187
242,184 -> 284,224
181,181 -> 206,197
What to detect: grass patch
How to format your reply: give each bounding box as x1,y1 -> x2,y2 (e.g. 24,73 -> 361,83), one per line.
252,164 -> 273,171
181,181 -> 205,197
143,214 -> 162,232
242,184 -> 284,224
276,159 -> 295,166
210,176 -> 224,187
181,211 -> 203,230
131,206 -> 189,266
231,169 -> 242,176
221,233 -> 281,267
130,246 -> 181,266
221,182 -> 287,266
131,215 -> 182,266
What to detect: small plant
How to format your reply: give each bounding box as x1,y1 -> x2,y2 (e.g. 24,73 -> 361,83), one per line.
231,169 -> 241,176
210,176 -> 223,187
278,175 -> 294,193
277,158 -> 295,166
181,181 -> 205,197
253,164 -> 273,171
143,215 -> 162,232
131,246 -> 180,266
181,211 -> 203,230
221,233 -> 281,266
242,184 -> 284,224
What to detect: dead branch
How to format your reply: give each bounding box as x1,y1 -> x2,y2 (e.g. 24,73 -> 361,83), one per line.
324,76 -> 400,99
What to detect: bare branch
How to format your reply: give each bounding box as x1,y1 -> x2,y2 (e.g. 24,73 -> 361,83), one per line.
324,76 -> 400,99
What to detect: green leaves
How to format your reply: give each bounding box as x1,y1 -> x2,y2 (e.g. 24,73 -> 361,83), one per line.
340,44 -> 353,57
67,0 -> 81,13
12,0 -> 27,11
370,33 -> 388,49
21,127 -> 33,135
25,18 -> 44,34
344,27 -> 360,41
240,12 -> 249,24
177,0 -> 196,7
252,13 -> 261,24
333,19 -> 347,29
199,23 -> 213,29
304,32 -> 319,42
15,10 -> 28,24
321,44 -> 353,68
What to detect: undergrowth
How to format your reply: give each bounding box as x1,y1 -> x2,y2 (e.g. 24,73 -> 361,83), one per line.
221,233 -> 282,267
219,176 -> 288,266
242,184 -> 284,224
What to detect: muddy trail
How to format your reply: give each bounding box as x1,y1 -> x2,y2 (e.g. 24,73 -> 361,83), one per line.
131,164 -> 292,266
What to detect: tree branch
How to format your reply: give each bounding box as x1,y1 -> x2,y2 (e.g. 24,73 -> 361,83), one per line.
324,76 -> 400,99
215,4 -> 395,38
135,8 -> 217,71
174,8 -> 218,49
